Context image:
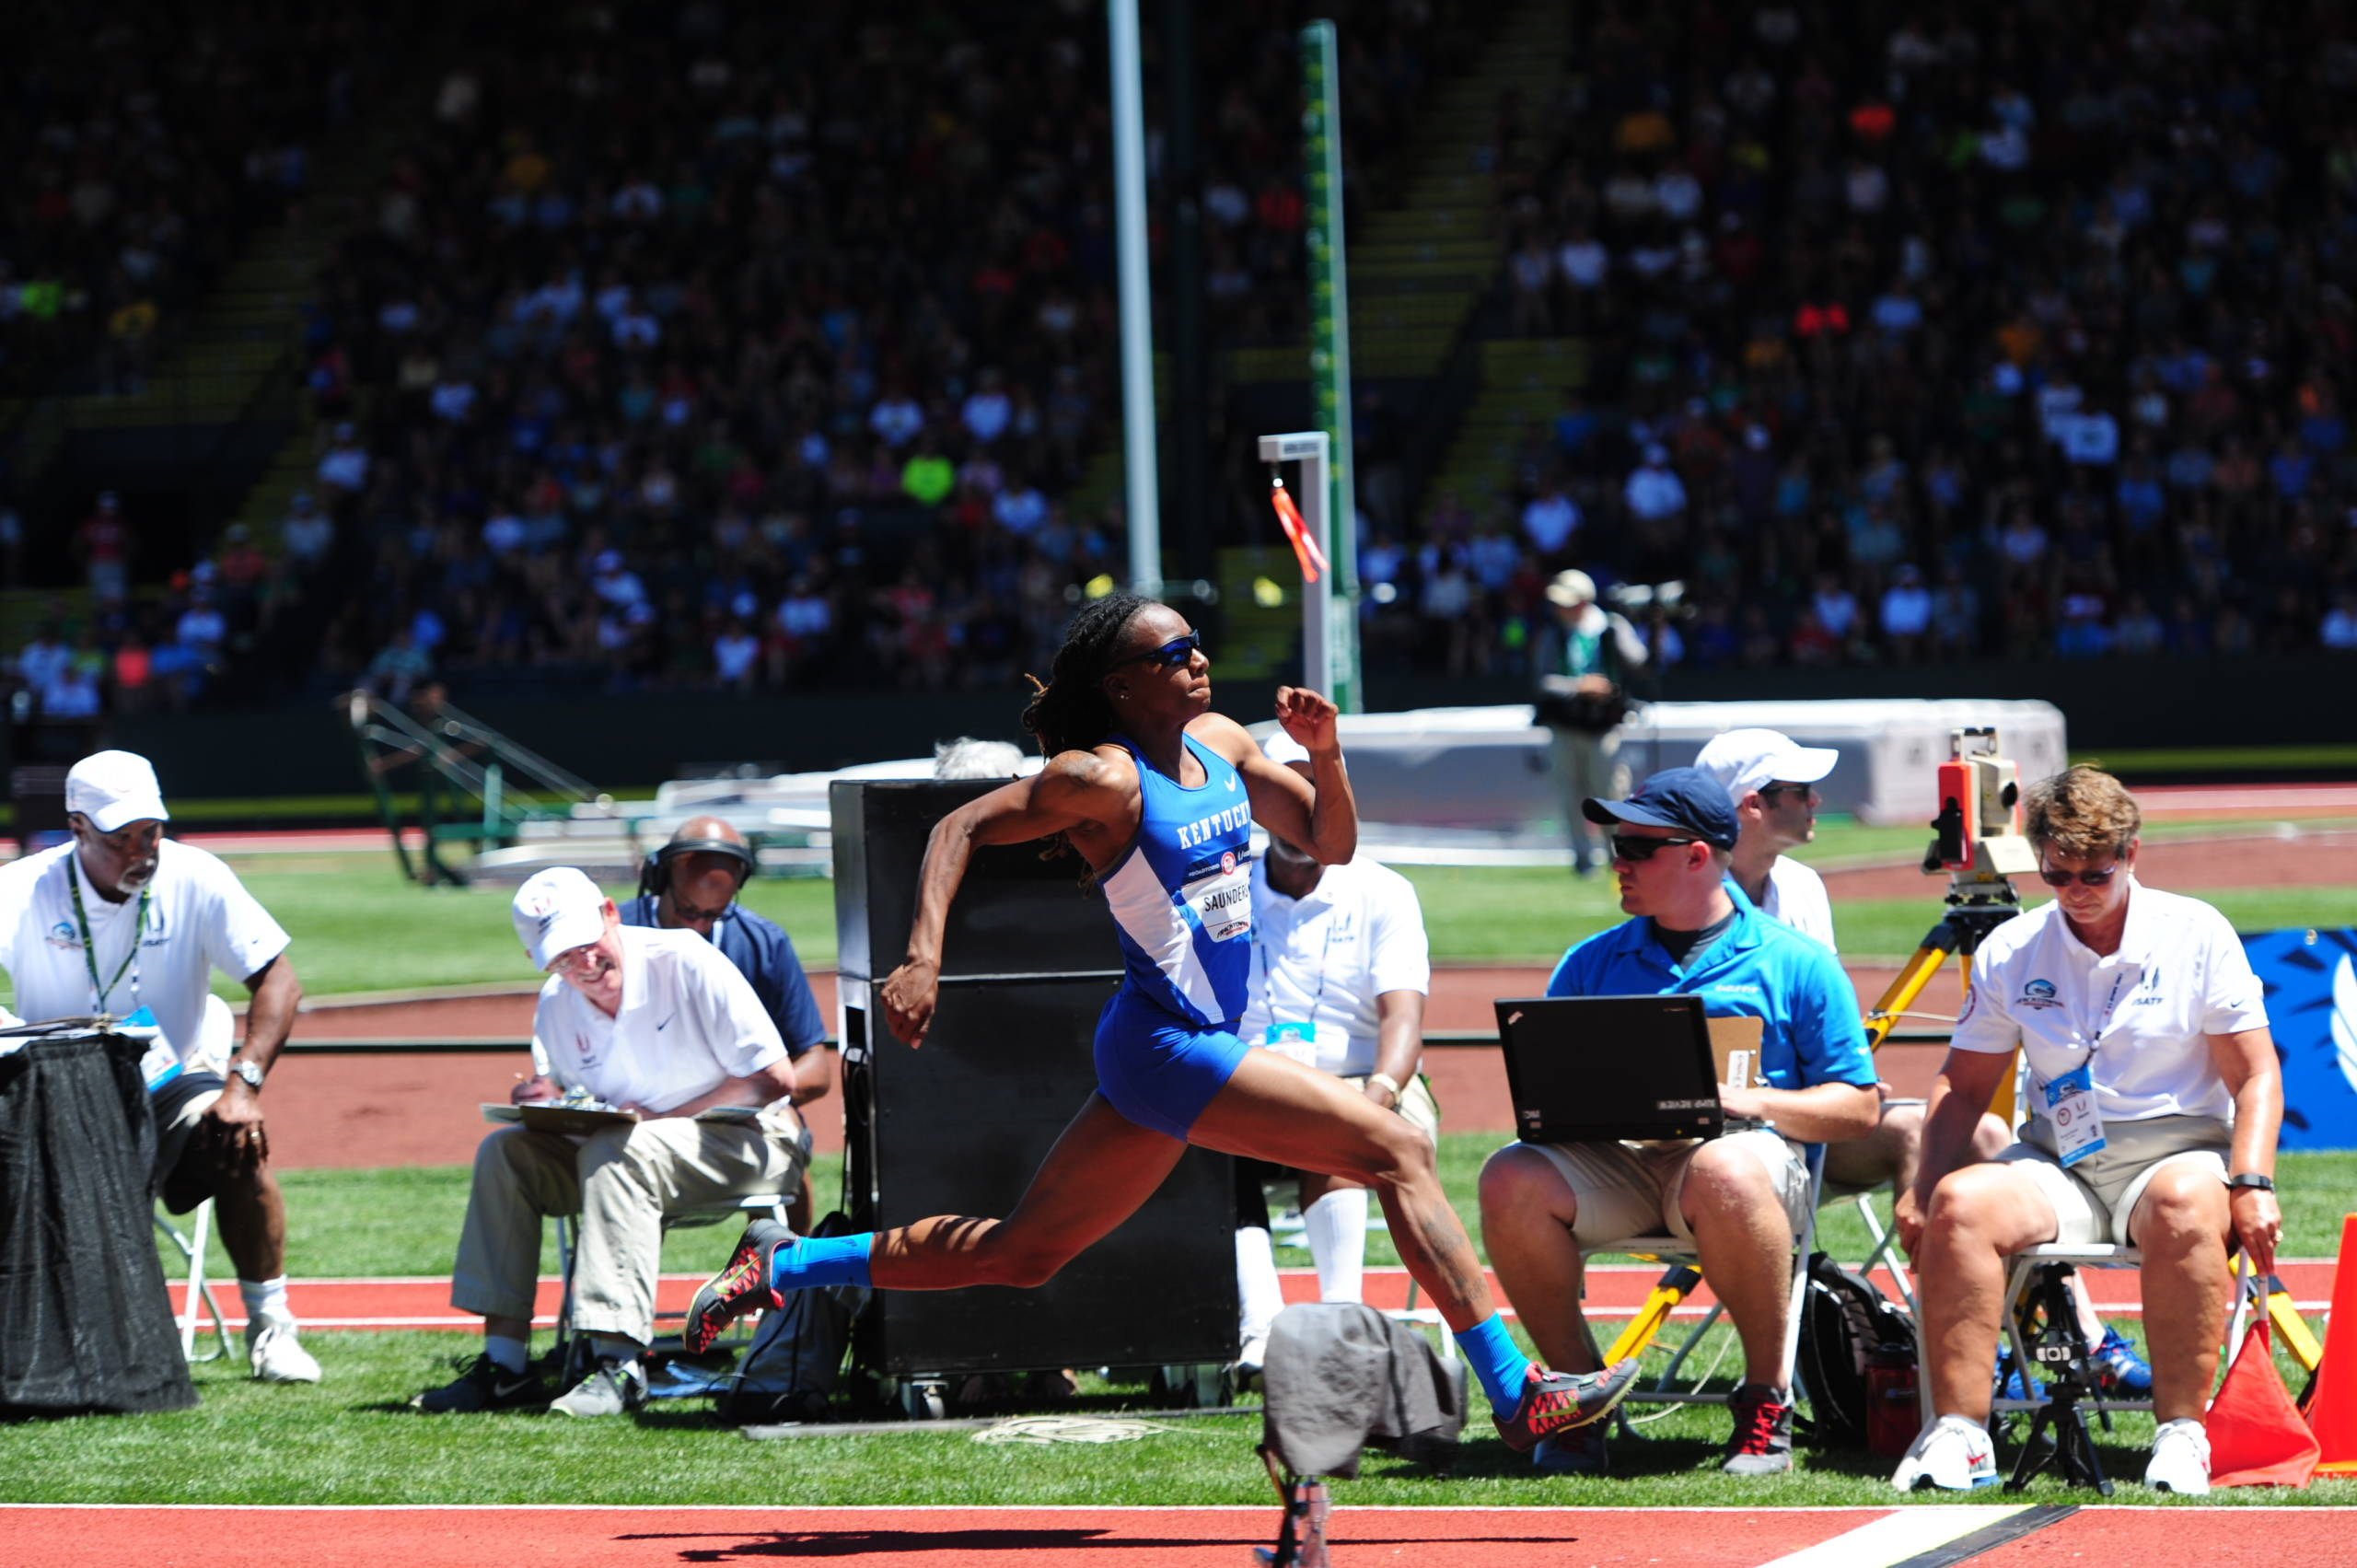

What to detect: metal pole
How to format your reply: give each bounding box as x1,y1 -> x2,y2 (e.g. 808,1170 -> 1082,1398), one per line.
1108,0 -> 1162,598
1301,20 -> 1360,710
1256,432 -> 1331,695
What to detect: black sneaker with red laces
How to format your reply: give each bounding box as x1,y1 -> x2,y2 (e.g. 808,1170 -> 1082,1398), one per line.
1721,1382 -> 1794,1475
1492,1359 -> 1643,1452
681,1218 -> 795,1353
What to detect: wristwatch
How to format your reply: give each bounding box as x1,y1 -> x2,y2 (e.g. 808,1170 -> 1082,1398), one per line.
2226,1172 -> 2274,1192
228,1058 -> 265,1092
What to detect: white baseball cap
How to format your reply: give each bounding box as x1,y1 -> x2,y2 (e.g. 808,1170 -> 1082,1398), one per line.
1545,568 -> 1596,608
65,750 -> 170,832
1693,728 -> 1840,805
511,866 -> 612,970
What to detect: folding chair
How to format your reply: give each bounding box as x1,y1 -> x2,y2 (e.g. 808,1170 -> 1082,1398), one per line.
1585,1142 -> 1826,1410
552,1191 -> 793,1382
1817,1177 -> 1918,1316
1990,1243 -> 2256,1420
154,1198 -> 232,1364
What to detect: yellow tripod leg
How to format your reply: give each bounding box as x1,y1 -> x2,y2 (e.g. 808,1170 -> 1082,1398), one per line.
1604,1262 -> 1703,1365
1864,942 -> 1951,1054
2264,1276 -> 2326,1372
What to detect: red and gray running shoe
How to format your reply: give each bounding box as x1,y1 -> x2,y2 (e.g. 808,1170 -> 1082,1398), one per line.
681,1218 -> 795,1353
1492,1358 -> 1643,1452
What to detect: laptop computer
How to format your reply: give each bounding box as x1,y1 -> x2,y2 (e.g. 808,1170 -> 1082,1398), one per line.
1493,994 -> 1725,1144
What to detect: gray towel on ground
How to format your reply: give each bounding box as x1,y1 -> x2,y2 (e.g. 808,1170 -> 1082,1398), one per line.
1260,1302 -> 1468,1479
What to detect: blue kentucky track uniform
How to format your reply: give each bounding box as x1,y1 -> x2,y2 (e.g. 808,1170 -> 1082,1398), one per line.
1091,730 -> 1257,1138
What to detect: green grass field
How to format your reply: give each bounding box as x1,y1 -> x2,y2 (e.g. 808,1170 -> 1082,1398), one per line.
0,812 -> 2330,1011
5,819 -> 2352,1507
0,1142 -> 2333,1507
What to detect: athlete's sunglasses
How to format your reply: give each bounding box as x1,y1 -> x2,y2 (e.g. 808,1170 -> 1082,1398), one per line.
1117,631 -> 1204,669
1610,833 -> 1700,863
2037,861 -> 2122,888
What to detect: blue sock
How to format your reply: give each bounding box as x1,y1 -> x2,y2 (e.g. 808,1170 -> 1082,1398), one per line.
769,1230 -> 873,1292
1453,1314 -> 1534,1410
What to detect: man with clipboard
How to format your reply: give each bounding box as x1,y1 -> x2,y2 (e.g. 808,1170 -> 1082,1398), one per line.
413,866 -> 806,1418
1478,768 -> 1879,1476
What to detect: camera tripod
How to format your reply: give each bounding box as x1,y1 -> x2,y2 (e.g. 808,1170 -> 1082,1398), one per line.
2003,1261 -> 2116,1495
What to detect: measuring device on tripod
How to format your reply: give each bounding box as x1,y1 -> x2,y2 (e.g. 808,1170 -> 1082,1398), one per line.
1864,728 -> 2041,1113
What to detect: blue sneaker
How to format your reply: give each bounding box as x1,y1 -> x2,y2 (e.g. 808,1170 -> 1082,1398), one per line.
1994,1350 -> 2037,1402
2093,1326 -> 2154,1396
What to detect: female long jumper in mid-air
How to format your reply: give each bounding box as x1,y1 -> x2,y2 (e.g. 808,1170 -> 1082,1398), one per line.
684,594 -> 1637,1446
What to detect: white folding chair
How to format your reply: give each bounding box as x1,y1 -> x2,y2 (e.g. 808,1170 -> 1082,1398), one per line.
552,1191 -> 793,1380
1583,1142 -> 1826,1410
154,1199 -> 231,1364
1989,1243 -> 2256,1420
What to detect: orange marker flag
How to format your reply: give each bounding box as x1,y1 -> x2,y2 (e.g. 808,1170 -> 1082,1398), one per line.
2207,1320 -> 2319,1487
1269,480 -> 1328,584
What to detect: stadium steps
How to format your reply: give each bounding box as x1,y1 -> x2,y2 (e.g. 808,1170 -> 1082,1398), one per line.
1420,338 -> 1590,528
60,110 -> 412,451
1072,0 -> 1567,534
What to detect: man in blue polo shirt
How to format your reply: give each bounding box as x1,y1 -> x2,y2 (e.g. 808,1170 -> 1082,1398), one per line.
1478,768 -> 1878,1478
622,818 -> 830,1214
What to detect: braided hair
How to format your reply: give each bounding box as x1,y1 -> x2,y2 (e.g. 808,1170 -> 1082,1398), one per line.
1020,593 -> 1153,757
1019,593 -> 1154,884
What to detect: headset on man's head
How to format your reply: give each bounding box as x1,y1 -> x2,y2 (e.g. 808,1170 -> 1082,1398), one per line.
638,834 -> 757,903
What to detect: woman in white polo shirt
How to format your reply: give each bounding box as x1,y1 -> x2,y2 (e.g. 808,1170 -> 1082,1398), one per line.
1890,766 -> 2282,1497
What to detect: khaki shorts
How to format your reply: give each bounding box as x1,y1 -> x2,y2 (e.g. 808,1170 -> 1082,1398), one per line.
1520,1129 -> 1812,1249
1340,1071 -> 1440,1145
1998,1113 -> 2232,1247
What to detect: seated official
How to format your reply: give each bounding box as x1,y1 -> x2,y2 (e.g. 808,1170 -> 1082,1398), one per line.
1478,767 -> 1877,1477
1697,729 -> 2152,1397
1231,830 -> 1435,1368
414,866 -> 807,1417
1891,766 -> 2282,1497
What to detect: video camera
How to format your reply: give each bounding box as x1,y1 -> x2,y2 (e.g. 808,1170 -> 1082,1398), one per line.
1922,727 -> 2038,899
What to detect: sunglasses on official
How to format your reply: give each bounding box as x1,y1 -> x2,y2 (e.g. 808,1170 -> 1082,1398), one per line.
1757,782 -> 1817,803
1611,833 -> 1700,863
2037,861 -> 2123,888
1117,630 -> 1204,669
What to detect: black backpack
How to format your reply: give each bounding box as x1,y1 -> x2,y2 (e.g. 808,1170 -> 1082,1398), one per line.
1794,1250 -> 1916,1448
714,1213 -> 867,1425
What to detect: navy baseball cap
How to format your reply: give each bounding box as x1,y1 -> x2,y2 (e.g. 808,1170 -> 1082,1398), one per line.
1583,766 -> 1739,852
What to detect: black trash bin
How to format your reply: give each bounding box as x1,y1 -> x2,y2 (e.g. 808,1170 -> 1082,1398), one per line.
0,1027 -> 199,1416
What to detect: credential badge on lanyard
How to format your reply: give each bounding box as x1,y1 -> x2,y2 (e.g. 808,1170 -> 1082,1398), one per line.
66,854 -> 148,1021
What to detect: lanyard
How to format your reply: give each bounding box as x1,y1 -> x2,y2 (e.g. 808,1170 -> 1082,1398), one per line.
67,854 -> 148,1016
1262,896 -> 1345,1028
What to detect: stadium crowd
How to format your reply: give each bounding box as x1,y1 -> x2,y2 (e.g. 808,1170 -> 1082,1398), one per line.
11,0 -> 2357,713
0,1 -> 402,398
1408,0 -> 2357,675
272,0 -> 1447,703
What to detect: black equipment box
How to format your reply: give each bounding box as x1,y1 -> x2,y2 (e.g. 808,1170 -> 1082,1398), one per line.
830,779 -> 1237,1376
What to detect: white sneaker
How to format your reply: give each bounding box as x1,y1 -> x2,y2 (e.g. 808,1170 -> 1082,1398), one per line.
246,1319 -> 322,1384
2144,1418 -> 2212,1495
1237,1333 -> 1270,1378
1890,1414 -> 1998,1492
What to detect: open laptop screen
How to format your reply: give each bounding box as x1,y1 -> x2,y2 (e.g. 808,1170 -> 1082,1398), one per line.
1492,993 -> 1724,1144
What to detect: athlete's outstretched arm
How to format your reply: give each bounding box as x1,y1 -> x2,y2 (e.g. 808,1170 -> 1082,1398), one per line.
879,751 -> 1134,1046
1212,687 -> 1356,864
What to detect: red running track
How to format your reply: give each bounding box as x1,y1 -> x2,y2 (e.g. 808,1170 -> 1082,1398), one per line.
168,1260 -> 2332,1332
0,1504 -> 1904,1568
8,1504 -> 2352,1567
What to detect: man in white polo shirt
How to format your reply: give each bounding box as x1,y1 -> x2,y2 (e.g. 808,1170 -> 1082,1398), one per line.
413,866 -> 807,1418
0,749 -> 316,1384
1892,766 -> 2281,1496
1231,733 -> 1435,1369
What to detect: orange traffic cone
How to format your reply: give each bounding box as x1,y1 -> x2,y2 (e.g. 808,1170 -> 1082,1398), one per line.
2310,1214 -> 2357,1477
2208,1320 -> 2319,1487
